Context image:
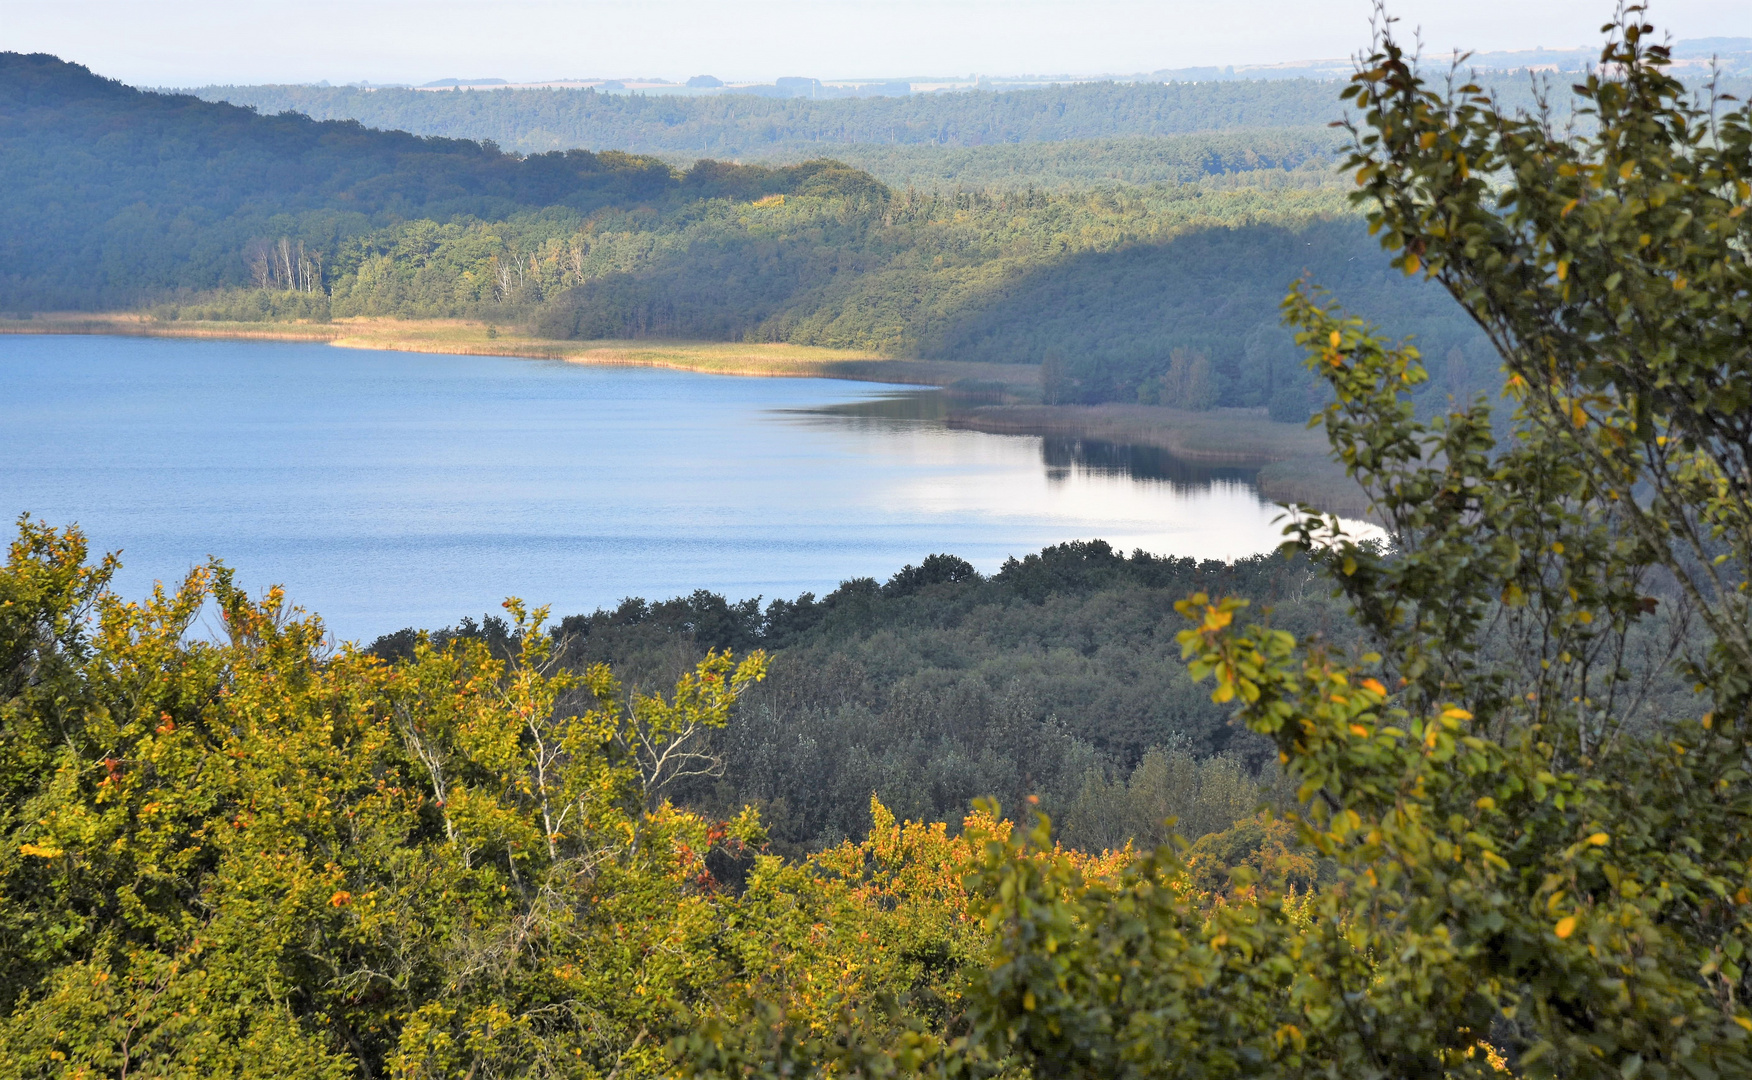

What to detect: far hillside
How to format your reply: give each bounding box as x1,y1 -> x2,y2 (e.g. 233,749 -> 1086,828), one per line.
2,52 -> 1498,411
0,53 -> 874,310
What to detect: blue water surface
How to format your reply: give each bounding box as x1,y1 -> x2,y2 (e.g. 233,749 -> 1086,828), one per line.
0,334 -> 1290,640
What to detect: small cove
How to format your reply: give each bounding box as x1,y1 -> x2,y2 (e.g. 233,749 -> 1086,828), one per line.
1,334 -> 1307,639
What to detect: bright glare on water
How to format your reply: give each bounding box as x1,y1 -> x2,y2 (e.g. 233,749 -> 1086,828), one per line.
1,334 -> 1303,640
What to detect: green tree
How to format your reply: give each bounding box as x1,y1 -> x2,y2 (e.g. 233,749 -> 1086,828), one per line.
683,7 -> 1752,1078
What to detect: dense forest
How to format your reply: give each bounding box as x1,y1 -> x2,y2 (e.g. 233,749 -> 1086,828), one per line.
1,52 -> 1494,410
371,544 -> 1353,856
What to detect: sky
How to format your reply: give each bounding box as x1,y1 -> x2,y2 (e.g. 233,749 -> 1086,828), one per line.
3,0 -> 1749,87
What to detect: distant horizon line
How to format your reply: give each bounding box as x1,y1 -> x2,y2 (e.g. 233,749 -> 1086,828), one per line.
150,35 -> 1750,95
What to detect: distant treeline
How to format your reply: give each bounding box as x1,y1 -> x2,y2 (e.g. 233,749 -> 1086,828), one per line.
187,79 -> 1355,158
185,72 -> 1752,168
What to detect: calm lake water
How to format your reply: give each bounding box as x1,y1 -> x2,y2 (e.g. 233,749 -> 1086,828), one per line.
1,334 -> 1299,640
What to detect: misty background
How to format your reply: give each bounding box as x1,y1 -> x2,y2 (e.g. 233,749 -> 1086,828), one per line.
6,0 -> 1750,87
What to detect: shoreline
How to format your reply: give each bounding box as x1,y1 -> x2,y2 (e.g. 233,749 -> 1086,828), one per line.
0,314 -> 1042,392
2,313 -> 1371,518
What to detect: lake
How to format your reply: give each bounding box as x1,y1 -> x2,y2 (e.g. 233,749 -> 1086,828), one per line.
1,334 -> 1303,640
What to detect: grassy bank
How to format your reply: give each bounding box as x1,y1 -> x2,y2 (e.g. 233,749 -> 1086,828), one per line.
1,313 -> 1365,517
0,313 -> 1041,391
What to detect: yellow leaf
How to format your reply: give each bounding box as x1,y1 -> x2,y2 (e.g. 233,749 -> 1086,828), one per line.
1418,131 -> 1437,149
1476,797 -> 1496,811
1442,707 -> 1473,721
1555,916 -> 1578,939
1329,330 -> 1341,347
1361,677 -> 1387,697
18,843 -> 63,858
1587,832 -> 1609,846
1404,253 -> 1421,275
1556,258 -> 1570,281
1349,724 -> 1371,738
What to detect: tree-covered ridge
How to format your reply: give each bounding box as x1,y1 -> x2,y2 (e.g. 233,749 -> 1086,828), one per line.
162,184 -> 1484,412
185,79 -> 1356,157
0,53 -> 875,309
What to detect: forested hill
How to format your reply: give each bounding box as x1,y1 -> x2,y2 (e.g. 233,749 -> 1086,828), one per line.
3,51 -> 1492,412
187,79 -> 1349,158
0,53 -> 877,308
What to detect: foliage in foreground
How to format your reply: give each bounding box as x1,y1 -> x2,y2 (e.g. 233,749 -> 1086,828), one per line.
0,522 -> 1108,1075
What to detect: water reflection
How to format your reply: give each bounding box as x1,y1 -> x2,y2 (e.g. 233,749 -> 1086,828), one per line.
788,390 -> 1264,496
780,387 -> 952,428
1039,437 -> 1258,491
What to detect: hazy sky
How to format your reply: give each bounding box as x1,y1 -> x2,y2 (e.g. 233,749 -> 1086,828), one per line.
4,0 -> 1749,86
